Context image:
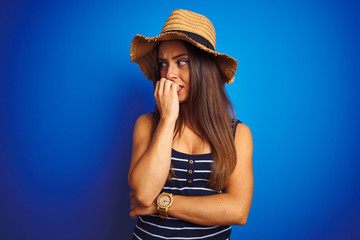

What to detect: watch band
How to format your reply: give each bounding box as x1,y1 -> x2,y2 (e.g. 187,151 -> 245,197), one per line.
158,206 -> 169,218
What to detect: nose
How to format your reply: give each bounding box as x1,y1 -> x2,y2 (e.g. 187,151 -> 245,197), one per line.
165,62 -> 178,80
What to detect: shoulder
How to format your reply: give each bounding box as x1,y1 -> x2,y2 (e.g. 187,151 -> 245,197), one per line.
135,113 -> 153,128
235,122 -> 251,137
133,113 -> 153,139
234,122 -> 253,151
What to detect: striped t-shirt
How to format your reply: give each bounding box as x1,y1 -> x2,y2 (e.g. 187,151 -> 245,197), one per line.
132,149 -> 232,239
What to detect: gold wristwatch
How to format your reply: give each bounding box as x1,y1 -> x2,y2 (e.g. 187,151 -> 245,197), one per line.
157,192 -> 173,219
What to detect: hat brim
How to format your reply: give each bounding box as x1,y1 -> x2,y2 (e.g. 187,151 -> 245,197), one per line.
130,32 -> 237,84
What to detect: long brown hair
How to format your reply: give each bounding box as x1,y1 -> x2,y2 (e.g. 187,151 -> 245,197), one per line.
150,41 -> 237,191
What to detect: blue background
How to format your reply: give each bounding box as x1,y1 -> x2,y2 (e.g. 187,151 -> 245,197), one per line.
1,0 -> 359,239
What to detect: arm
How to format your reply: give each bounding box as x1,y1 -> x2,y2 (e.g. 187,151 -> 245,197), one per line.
128,78 -> 179,207
168,123 -> 253,225
130,123 -> 254,226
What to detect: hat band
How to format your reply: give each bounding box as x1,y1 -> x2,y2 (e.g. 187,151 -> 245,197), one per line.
163,30 -> 215,51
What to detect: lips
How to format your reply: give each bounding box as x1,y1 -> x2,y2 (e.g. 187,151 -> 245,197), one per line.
177,86 -> 184,93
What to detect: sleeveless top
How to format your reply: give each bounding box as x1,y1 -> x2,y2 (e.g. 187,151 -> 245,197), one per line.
132,120 -> 241,240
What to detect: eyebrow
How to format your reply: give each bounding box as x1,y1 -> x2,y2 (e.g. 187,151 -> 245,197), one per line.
158,53 -> 189,61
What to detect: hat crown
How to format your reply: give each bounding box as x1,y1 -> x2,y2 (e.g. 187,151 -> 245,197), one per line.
161,9 -> 216,49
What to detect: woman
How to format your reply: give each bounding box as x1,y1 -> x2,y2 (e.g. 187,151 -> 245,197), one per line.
128,9 -> 253,239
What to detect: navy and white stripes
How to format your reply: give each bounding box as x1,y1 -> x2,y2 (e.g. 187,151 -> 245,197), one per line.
132,149 -> 231,239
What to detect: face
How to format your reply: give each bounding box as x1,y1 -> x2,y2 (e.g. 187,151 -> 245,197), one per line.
158,40 -> 191,103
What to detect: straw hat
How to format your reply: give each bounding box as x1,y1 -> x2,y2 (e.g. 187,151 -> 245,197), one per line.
130,9 -> 238,84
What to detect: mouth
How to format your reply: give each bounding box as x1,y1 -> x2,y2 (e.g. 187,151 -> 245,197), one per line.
177,85 -> 184,93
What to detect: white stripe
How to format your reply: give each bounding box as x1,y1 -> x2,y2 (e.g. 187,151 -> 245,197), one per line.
133,232 -> 141,239
194,170 -> 211,173
171,178 -> 187,181
171,168 -> 188,172
171,157 -> 189,162
172,158 -> 213,163
139,216 -> 220,230
187,226 -> 232,240
171,178 -> 208,182
135,224 -> 231,240
135,225 -> 169,239
195,160 -> 213,163
163,186 -> 217,192
193,178 -> 208,182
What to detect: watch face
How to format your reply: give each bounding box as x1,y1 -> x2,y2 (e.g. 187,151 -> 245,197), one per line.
158,194 -> 172,208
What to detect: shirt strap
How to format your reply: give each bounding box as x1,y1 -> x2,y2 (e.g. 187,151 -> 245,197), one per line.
232,119 -> 242,138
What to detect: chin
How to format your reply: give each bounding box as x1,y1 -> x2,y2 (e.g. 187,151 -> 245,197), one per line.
178,92 -> 189,104
178,98 -> 189,104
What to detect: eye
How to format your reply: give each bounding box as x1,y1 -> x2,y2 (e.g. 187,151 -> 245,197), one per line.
158,62 -> 168,68
177,60 -> 189,67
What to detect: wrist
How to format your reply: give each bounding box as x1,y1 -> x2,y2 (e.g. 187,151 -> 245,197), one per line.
159,117 -> 177,128
157,192 -> 173,219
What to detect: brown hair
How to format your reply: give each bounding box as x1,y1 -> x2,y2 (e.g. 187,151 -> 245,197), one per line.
150,41 -> 237,191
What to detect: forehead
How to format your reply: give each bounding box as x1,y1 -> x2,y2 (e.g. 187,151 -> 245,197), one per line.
158,40 -> 188,57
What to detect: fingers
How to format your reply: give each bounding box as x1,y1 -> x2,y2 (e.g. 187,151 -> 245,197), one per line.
154,80 -> 159,100
155,78 -> 178,96
158,78 -> 166,96
171,82 -> 179,93
167,81 -> 179,95
129,210 -> 137,219
129,191 -> 134,199
130,200 -> 136,211
129,191 -> 137,211
129,191 -> 137,218
163,79 -> 172,94
153,78 -> 180,121
129,194 -> 158,219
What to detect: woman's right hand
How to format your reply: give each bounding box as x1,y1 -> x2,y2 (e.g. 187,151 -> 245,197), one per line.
154,78 -> 179,122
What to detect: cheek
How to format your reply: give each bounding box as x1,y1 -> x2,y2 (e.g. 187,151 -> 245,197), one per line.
180,67 -> 191,84
159,69 -> 166,78
185,70 -> 191,84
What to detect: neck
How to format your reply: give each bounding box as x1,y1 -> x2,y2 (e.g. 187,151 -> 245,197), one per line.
179,102 -> 190,125
179,102 -> 203,137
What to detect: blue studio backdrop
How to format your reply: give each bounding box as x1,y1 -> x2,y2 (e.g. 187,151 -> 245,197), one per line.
1,0 -> 359,239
